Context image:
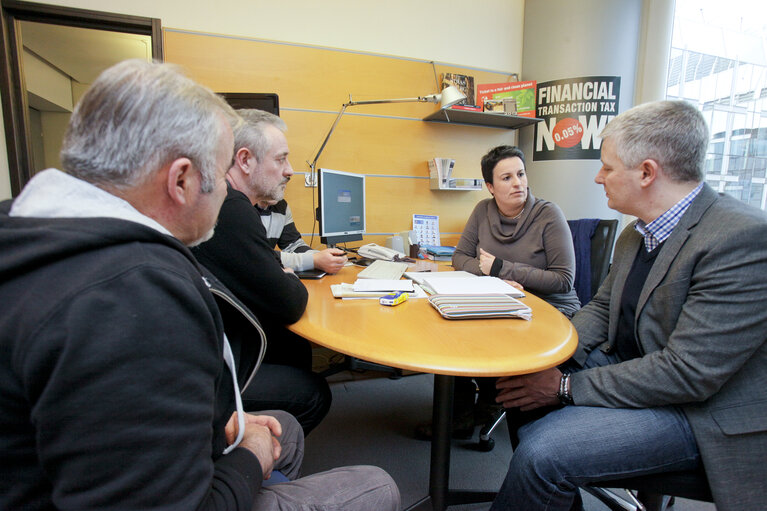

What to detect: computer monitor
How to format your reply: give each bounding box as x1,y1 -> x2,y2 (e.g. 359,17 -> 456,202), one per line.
219,93 -> 279,116
317,168 -> 365,247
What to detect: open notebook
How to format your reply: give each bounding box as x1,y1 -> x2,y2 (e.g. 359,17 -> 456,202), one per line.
406,272 -> 524,298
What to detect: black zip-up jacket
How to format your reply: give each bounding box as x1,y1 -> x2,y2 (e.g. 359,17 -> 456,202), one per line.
192,185 -> 308,368
0,200 -> 264,510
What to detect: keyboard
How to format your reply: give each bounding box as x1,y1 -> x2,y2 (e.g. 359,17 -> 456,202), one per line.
356,260 -> 409,280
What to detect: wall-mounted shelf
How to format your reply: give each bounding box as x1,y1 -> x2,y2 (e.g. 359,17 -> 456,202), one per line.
423,109 -> 542,129
429,177 -> 483,191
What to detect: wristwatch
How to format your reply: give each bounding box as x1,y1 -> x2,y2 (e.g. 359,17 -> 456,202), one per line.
557,372 -> 574,405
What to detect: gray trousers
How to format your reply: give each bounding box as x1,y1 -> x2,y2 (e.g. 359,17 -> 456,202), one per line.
253,410 -> 400,511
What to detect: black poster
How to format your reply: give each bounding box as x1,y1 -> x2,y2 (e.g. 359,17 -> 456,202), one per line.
532,76 -> 621,161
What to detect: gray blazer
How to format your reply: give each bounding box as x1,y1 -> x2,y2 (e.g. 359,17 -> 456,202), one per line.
570,184 -> 767,511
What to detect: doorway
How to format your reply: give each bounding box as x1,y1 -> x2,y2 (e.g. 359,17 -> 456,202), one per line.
0,0 -> 163,197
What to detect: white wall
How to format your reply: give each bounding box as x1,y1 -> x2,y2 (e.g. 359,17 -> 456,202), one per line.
519,0 -> 675,223
519,0 -> 642,222
23,49 -> 74,112
41,112 -> 71,170
1,0 -> 525,198
635,0 -> 675,105
32,0 -> 525,72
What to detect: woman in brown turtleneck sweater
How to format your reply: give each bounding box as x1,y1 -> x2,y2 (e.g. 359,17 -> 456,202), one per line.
415,145 -> 580,441
453,145 -> 580,317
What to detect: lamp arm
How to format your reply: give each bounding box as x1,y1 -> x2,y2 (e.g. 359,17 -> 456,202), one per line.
305,93 -> 442,186
305,102 -> 351,186
346,95 -> 439,106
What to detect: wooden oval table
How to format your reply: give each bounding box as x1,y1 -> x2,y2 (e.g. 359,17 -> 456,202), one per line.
289,264 -> 578,510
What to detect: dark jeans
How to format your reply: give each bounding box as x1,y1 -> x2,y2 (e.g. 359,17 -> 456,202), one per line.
263,327 -> 313,370
241,362 -> 332,436
491,349 -> 700,511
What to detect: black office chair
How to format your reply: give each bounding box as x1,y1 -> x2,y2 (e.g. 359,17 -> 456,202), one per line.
320,356 -> 403,379
583,466 -> 713,511
476,219 -> 619,451
568,218 -> 619,306
587,219 -> 618,304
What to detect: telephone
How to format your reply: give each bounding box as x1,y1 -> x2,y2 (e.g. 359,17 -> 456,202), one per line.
357,243 -> 407,261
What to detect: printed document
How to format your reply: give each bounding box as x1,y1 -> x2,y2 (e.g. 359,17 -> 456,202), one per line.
422,275 -> 524,298
352,279 -> 415,293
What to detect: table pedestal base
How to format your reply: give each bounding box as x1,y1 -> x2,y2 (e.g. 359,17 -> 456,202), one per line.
404,374 -> 498,511
405,490 -> 499,511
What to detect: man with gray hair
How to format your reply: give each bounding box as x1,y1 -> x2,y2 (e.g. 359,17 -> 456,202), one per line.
236,109 -> 348,274
490,100 -> 767,511
0,60 -> 399,511
193,109 -> 333,436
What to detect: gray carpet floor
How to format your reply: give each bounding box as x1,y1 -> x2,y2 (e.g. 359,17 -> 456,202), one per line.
301,368 -> 716,511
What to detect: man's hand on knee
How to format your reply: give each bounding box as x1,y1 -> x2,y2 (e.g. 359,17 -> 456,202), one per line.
225,413 -> 283,479
243,413 -> 283,438
239,423 -> 281,479
495,367 -> 562,411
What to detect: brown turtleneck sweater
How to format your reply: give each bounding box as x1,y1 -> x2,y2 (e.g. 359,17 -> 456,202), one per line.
453,189 -> 581,317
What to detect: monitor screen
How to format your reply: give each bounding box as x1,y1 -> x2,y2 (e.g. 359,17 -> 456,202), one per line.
219,93 -> 279,116
318,168 -> 365,246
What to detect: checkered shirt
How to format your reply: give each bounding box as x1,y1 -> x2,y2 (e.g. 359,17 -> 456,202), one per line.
635,182 -> 704,252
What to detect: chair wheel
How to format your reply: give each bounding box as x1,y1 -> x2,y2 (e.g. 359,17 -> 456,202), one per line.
478,437 -> 495,451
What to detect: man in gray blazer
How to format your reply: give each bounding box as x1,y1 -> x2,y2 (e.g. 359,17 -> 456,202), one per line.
490,100 -> 767,511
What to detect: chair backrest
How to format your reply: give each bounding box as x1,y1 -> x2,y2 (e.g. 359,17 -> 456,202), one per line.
567,218 -> 619,306
589,219 -> 618,298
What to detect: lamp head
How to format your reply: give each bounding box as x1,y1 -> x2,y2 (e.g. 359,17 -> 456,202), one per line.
421,85 -> 467,109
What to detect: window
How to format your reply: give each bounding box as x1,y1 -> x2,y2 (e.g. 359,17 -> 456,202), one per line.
667,0 -> 767,210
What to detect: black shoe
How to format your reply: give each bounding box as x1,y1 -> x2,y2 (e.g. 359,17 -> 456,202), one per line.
414,411 -> 475,441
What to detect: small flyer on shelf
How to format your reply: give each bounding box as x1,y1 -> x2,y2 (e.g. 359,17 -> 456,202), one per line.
441,72 -> 476,107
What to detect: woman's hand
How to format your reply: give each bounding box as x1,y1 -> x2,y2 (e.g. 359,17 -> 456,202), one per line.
478,248 -> 496,275
504,280 -> 523,290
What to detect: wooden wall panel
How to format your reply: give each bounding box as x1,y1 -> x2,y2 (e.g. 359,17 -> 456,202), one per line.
164,29 -> 523,250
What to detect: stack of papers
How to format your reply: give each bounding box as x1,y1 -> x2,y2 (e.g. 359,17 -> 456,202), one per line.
331,283 -> 390,298
428,294 -> 532,320
331,282 -> 427,299
415,274 -> 524,298
352,279 -> 414,293
405,270 -> 473,290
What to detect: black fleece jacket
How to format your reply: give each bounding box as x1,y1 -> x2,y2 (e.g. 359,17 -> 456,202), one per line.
0,200 -> 262,510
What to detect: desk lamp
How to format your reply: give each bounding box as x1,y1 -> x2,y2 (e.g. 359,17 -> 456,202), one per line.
305,85 -> 466,186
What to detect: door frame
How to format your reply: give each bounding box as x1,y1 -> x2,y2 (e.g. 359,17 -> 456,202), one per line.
0,0 -> 163,196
